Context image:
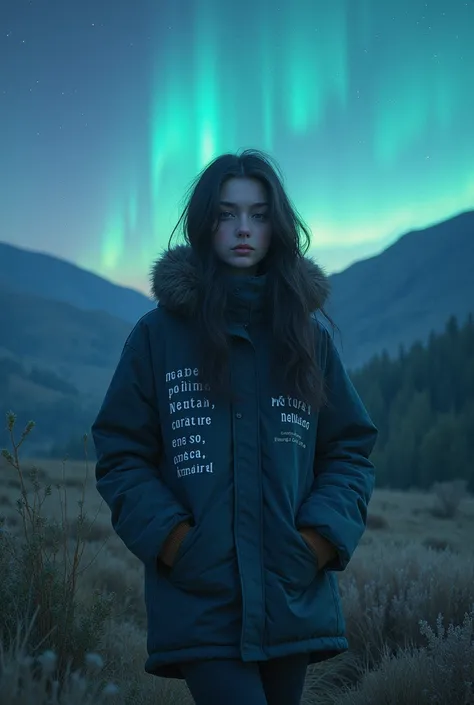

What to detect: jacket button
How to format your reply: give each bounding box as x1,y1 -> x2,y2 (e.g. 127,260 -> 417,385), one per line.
235,412 -> 242,419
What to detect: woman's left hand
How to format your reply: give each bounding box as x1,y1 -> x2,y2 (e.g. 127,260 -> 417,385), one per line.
298,528 -> 337,570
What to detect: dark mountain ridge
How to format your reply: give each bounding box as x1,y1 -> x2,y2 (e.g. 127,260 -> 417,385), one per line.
0,240 -> 154,324
326,210 -> 474,368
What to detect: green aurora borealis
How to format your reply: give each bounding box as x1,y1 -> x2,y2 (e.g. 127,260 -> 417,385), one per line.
3,0 -> 474,294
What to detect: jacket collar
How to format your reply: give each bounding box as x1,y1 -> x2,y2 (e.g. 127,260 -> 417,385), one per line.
149,245 -> 330,317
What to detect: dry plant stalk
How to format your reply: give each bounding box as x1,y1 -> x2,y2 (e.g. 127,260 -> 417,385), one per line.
0,411 -> 113,683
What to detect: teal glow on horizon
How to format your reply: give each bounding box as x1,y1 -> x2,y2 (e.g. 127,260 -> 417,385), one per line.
3,0 -> 473,295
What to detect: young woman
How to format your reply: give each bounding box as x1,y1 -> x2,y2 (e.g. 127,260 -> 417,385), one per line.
92,150 -> 378,705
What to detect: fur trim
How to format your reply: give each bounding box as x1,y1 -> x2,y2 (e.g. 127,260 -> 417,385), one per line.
149,245 -> 330,315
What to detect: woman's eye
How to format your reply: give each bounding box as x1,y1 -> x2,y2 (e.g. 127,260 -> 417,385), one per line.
219,211 -> 267,221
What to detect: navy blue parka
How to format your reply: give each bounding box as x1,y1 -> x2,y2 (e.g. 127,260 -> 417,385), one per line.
91,247 -> 378,678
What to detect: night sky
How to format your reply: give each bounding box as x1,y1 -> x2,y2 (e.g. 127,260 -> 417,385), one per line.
2,0 -> 473,295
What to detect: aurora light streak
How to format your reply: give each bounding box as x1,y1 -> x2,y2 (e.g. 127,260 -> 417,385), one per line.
1,0 -> 473,294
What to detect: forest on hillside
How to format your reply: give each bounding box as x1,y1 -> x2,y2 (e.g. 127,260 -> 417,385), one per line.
351,314 -> 474,492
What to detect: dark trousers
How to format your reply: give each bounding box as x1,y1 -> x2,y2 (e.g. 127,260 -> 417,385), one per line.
180,653 -> 309,705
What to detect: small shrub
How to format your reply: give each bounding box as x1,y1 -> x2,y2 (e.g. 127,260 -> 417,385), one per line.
336,610 -> 474,705
339,541 -> 474,670
366,514 -> 389,530
0,622 -> 122,704
98,618 -> 194,704
0,411 -> 114,683
430,479 -> 468,519
302,653 -> 362,705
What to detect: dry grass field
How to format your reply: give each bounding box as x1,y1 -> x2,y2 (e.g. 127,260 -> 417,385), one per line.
1,437 -> 473,704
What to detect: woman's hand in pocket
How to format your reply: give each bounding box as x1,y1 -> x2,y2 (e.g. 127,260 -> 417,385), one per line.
298,527 -> 337,570
160,520 -> 193,567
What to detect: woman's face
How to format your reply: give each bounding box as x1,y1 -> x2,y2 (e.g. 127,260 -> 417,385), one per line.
213,177 -> 272,275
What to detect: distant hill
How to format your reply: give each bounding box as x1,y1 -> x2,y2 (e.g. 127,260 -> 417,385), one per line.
0,354 -> 93,456
327,210 -> 474,369
0,241 -> 154,324
0,285 -> 133,454
0,284 -> 132,401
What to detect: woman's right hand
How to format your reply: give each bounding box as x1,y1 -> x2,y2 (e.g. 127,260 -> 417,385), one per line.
160,520 -> 193,567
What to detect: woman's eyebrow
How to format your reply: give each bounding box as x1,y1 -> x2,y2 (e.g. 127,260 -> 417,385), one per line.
219,200 -> 268,208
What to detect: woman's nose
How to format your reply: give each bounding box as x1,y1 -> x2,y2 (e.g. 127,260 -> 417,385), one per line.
237,218 -> 251,237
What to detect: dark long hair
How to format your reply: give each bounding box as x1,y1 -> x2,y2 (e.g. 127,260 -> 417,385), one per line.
169,149 -> 331,409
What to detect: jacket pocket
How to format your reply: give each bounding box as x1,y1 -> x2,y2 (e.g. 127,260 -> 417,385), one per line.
267,524 -> 319,593
168,520 -> 236,596
290,528 -> 319,590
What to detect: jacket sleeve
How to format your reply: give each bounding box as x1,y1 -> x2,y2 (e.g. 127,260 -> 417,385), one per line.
296,327 -> 378,571
91,318 -> 192,565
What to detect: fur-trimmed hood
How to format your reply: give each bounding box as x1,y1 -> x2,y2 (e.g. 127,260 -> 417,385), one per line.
149,245 -> 330,316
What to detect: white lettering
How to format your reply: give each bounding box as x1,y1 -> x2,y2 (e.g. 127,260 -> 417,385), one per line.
271,395 -> 286,407
177,462 -> 214,478
169,397 -> 210,414
165,366 -> 215,480
165,367 -> 200,383
174,449 -> 202,465
171,416 -> 212,431
281,411 -> 310,430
